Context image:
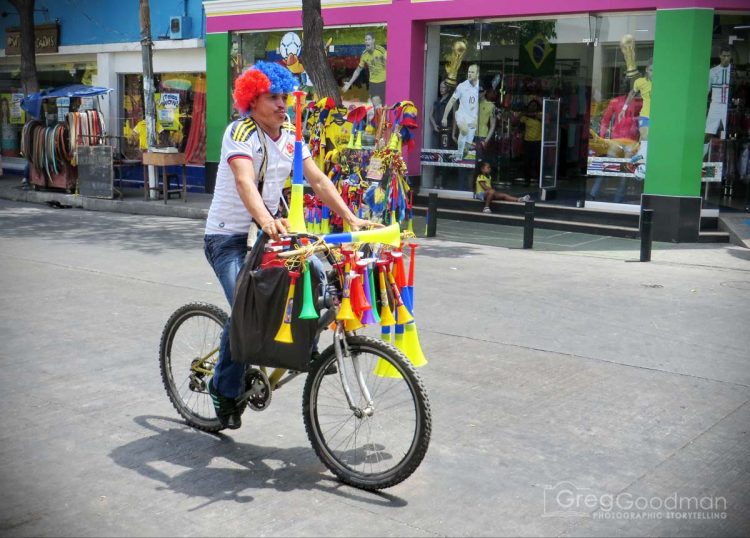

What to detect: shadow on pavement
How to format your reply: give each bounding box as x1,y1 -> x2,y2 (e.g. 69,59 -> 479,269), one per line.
109,415 -> 407,511
0,200 -> 203,255
727,247 -> 750,262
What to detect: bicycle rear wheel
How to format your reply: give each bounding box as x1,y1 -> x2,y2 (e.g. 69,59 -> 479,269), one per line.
159,302 -> 226,432
303,335 -> 431,490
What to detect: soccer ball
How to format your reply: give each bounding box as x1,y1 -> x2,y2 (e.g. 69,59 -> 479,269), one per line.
279,32 -> 302,60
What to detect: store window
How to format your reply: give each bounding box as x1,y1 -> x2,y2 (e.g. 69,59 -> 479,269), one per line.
119,72 -> 206,163
229,24 -> 388,116
701,14 -> 750,211
422,18 -> 597,202
420,15 -> 661,206
0,61 -> 96,163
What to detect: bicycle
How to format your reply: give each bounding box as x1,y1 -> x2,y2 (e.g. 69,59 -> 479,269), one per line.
159,230 -> 431,490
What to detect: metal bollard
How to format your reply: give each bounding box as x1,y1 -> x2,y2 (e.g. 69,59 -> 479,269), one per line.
426,192 -> 438,237
640,208 -> 653,262
523,200 -> 535,249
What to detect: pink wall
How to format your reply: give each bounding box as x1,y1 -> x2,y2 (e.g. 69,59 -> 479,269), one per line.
206,0 -> 750,34
207,0 -> 749,171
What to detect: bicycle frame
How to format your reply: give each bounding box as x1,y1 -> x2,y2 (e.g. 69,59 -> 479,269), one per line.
188,250 -> 377,415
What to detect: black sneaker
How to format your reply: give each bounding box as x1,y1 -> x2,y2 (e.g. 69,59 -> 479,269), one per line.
208,380 -> 241,429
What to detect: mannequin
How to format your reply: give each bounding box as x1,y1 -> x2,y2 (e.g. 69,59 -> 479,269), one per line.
704,47 -> 732,160
429,79 -> 454,188
430,79 -> 454,149
475,88 -> 497,162
620,59 -> 652,179
441,64 -> 480,159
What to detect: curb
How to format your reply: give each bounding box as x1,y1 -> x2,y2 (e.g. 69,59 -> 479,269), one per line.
0,185 -> 208,220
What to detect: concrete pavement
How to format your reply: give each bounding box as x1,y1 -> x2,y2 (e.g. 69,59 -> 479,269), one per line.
0,198 -> 748,537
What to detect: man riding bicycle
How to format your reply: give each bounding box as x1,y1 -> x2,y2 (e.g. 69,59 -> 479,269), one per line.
204,61 -> 375,429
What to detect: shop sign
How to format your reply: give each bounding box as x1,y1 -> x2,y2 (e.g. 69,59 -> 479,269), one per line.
5,23 -> 59,55
10,94 -> 25,124
157,93 -> 180,131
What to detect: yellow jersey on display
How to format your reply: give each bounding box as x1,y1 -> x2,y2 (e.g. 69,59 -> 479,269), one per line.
634,77 -> 652,118
477,99 -> 495,138
520,116 -> 542,142
359,45 -> 387,84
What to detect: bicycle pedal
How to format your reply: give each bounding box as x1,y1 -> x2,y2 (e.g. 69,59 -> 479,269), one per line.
240,368 -> 272,411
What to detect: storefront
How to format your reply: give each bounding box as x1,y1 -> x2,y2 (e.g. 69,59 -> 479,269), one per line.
1,32 -> 207,190
204,0 -> 749,241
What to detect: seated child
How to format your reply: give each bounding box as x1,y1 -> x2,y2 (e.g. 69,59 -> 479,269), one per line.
474,161 -> 531,213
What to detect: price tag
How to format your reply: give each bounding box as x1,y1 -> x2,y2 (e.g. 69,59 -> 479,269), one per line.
366,156 -> 384,181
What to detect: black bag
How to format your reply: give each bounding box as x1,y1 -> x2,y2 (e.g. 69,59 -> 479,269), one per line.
229,234 -> 320,372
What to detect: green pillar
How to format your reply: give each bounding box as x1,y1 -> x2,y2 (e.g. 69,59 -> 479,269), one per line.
206,32 -> 230,164
646,8 -> 713,196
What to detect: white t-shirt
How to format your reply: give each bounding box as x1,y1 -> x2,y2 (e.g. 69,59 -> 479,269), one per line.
452,79 -> 479,123
205,118 -> 311,235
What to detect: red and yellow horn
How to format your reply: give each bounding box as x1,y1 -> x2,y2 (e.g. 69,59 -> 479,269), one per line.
350,266 -> 370,317
387,271 -> 413,324
274,270 -> 300,344
392,250 -> 408,289
336,273 -> 356,321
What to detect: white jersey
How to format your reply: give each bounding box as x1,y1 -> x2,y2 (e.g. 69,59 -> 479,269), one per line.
206,118 -> 310,235
708,64 -> 731,105
452,80 -> 479,123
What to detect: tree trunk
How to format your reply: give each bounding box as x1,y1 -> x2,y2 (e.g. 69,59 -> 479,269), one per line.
301,0 -> 341,106
9,0 -> 39,95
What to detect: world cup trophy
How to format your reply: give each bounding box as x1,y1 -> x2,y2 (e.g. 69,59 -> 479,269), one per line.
619,34 -> 641,79
444,39 -> 467,89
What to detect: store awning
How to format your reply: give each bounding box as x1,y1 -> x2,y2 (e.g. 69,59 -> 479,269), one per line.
21,84 -> 112,119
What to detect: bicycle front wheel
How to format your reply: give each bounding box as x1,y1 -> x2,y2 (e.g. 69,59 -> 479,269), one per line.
303,335 -> 431,490
159,302 -> 226,432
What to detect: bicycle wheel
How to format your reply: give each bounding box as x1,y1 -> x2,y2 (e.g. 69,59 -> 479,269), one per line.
303,335 -> 431,490
159,302 -> 226,432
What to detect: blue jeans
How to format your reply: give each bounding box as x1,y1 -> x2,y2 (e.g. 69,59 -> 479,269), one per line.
204,233 -> 327,399
204,233 -> 249,398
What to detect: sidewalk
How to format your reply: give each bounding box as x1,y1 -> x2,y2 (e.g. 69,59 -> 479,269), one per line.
0,175 -> 210,220
2,174 -> 748,252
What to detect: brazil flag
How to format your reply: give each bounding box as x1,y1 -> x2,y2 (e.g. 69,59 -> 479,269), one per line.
519,33 -> 556,76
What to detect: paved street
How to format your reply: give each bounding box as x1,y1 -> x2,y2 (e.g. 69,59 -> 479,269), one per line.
0,198 -> 749,537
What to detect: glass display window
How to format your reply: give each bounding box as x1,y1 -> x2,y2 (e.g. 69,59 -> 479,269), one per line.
229,24 -> 388,115
119,72 -> 206,163
0,61 -> 97,162
701,13 -> 750,212
422,17 -> 597,204
585,13 -> 654,206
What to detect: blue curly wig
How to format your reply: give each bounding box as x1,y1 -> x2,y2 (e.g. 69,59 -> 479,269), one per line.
233,61 -> 299,113
255,61 -> 299,94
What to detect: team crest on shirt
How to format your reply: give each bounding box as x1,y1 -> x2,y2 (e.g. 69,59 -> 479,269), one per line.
286,142 -> 294,156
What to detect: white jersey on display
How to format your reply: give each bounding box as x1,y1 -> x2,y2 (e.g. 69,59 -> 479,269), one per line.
452,80 -> 479,123
206,119 -> 310,235
708,64 -> 731,105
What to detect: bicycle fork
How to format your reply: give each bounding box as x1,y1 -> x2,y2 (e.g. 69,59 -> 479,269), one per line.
333,323 -> 375,418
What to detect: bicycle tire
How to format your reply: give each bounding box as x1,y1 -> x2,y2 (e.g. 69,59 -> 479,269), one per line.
159,302 -> 227,432
303,335 -> 431,490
